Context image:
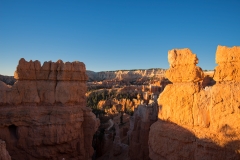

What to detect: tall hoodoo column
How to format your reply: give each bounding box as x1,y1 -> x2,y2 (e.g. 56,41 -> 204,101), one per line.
158,48 -> 204,126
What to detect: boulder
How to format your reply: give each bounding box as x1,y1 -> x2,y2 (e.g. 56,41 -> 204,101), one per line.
214,45 -> 240,82
165,48 -> 204,82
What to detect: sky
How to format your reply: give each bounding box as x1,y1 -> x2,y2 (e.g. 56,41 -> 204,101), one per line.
0,0 -> 240,76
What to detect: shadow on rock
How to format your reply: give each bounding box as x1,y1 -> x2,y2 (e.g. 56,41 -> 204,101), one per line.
149,120 -> 240,160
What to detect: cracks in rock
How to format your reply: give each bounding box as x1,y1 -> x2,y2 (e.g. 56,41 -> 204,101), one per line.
191,93 -> 195,127
47,110 -> 53,124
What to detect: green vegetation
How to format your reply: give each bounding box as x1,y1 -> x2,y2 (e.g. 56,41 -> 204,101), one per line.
87,88 -> 139,113
87,89 -> 109,109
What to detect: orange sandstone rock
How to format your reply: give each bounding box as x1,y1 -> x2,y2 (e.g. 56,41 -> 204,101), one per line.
216,45 -> 240,64
0,58 -> 99,160
2,58 -> 88,105
14,58 -> 88,81
158,82 -> 200,126
55,81 -> 87,105
168,48 -> 199,67
36,61 -> 51,80
149,46 -> 240,160
214,45 -> 240,82
166,48 -> 204,82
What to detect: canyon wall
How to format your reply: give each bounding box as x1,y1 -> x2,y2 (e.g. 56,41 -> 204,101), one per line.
149,46 -> 240,160
0,58 -> 99,160
87,69 -> 166,81
0,68 -> 166,85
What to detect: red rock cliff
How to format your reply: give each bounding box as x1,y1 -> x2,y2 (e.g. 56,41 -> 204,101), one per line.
149,46 -> 240,160
0,58 -> 99,160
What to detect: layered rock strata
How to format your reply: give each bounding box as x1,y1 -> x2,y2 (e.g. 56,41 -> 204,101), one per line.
87,69 -> 166,81
149,46 -> 240,160
128,100 -> 158,160
0,58 -> 99,160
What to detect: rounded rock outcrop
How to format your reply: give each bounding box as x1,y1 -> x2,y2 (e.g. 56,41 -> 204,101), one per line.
165,48 -> 204,83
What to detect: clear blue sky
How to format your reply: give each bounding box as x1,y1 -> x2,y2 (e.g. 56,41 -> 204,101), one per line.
0,0 -> 239,75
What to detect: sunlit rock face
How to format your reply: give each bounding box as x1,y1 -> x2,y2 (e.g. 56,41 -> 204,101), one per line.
0,58 -> 99,160
214,45 -> 240,82
149,46 -> 240,160
165,48 -> 204,83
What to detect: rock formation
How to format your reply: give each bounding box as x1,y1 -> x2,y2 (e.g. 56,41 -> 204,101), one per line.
96,122 -> 129,160
165,48 -> 204,82
112,123 -> 125,156
0,75 -> 15,86
87,69 -> 166,82
149,46 -> 240,160
214,45 -> 240,82
0,139 -> 11,160
0,58 -> 99,160
128,99 -> 158,160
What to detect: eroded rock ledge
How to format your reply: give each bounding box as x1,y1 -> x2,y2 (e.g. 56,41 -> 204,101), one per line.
0,58 -> 88,105
149,46 -> 240,160
0,59 -> 99,160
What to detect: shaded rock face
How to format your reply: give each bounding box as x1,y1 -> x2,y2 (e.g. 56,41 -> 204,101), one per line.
0,139 -> 11,160
0,58 -> 99,160
149,46 -> 240,160
128,100 -> 158,160
0,75 -> 15,86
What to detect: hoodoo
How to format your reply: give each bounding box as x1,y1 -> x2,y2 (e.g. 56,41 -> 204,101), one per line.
0,58 -> 99,160
149,46 -> 240,160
